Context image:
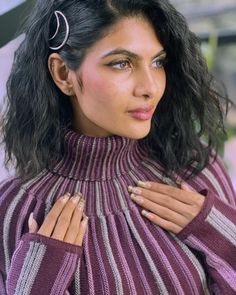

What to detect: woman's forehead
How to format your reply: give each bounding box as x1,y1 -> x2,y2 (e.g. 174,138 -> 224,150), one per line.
85,17 -> 164,58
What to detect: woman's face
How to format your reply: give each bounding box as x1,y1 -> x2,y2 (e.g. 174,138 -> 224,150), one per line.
70,16 -> 167,138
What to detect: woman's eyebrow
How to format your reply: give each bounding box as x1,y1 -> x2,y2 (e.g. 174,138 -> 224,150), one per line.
101,48 -> 166,60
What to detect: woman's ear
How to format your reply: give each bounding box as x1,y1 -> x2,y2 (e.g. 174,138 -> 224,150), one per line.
48,53 -> 75,96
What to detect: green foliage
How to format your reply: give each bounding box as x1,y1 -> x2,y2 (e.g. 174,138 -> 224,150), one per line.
201,34 -> 218,70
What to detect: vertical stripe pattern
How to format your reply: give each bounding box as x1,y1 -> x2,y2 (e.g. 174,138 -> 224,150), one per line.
14,242 -> 46,294
50,252 -> 78,295
206,206 -> 236,246
1,128 -> 236,294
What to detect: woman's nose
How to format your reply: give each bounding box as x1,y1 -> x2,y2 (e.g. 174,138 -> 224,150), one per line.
133,67 -> 160,99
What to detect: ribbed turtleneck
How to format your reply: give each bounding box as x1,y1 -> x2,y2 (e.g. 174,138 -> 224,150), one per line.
50,128 -> 147,181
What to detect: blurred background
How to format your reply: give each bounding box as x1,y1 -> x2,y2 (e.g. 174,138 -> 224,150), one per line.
0,0 -> 236,189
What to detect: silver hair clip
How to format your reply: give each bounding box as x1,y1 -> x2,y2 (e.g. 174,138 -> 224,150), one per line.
49,10 -> 70,50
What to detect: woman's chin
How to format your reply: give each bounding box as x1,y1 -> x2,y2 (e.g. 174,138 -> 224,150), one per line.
121,123 -> 151,140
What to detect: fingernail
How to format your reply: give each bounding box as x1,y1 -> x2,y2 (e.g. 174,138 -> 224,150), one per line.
175,179 -> 182,188
71,192 -> 83,203
130,194 -> 143,203
83,213 -> 89,223
28,212 -> 34,227
75,192 -> 83,197
28,212 -> 38,233
128,186 -> 142,194
78,198 -> 85,208
61,193 -> 70,202
128,186 -> 133,193
181,183 -> 192,192
130,193 -> 136,200
137,181 -> 151,188
72,196 -> 80,204
141,210 -> 150,217
132,187 -> 142,194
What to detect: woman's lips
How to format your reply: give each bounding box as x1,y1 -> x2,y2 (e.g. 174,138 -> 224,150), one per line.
128,109 -> 154,120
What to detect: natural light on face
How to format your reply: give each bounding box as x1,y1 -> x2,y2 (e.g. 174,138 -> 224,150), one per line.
70,16 -> 167,139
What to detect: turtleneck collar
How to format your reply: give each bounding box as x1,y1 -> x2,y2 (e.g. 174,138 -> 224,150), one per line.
50,127 -> 147,181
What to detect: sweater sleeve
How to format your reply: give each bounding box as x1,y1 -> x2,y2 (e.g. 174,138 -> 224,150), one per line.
0,178 -> 82,295
177,155 -> 236,294
6,233 -> 82,295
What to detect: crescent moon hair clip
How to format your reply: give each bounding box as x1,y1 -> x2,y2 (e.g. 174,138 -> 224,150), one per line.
49,10 -> 70,51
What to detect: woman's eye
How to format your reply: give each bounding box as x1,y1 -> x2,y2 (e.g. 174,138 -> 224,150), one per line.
109,60 -> 131,70
153,58 -> 167,68
108,58 -> 167,70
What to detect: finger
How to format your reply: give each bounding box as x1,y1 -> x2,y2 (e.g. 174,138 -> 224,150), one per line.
64,198 -> 85,244
131,195 -> 188,227
132,188 -> 190,216
38,193 -> 71,236
141,210 -> 182,234
132,189 -> 202,222
137,182 -> 196,205
28,213 -> 39,233
75,214 -> 89,246
181,183 -> 194,192
52,194 -> 82,240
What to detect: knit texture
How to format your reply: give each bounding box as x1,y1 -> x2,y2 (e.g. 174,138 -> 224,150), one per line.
0,127 -> 236,294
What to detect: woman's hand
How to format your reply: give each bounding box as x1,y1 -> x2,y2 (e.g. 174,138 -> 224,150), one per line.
128,181 -> 205,234
28,193 -> 88,246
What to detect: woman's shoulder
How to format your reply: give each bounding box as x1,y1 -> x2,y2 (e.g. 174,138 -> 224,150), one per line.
0,176 -> 24,198
190,151 -> 236,205
0,170 -> 48,202
0,176 -> 26,216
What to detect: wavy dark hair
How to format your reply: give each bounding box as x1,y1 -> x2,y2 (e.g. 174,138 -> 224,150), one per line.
0,0 -> 229,181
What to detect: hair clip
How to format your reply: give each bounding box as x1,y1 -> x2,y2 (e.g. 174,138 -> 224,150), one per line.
49,10 -> 70,51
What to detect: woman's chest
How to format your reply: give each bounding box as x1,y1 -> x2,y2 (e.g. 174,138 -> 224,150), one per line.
68,208 -> 210,295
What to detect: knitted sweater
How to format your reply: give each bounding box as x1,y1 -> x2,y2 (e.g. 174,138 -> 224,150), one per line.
0,128 -> 236,295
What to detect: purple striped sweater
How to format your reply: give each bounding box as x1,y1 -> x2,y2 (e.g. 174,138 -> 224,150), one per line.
0,128 -> 236,294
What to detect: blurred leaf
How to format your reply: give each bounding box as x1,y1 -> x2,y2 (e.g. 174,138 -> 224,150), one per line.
201,34 -> 218,70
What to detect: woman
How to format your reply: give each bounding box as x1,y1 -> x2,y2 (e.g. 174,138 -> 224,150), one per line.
0,0 -> 235,294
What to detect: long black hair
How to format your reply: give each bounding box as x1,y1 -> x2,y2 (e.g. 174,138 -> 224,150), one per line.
0,0 -> 229,181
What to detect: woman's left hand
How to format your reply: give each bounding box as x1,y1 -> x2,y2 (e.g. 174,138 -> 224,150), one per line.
128,181 -> 205,234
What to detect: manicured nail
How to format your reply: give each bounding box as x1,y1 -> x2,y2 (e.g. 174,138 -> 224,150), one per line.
175,178 -> 182,188
75,192 -> 83,197
141,210 -> 150,217
61,193 -> 70,202
181,183 -> 192,192
128,186 -> 133,193
133,187 -> 142,194
73,192 -> 83,202
28,212 -> 38,233
78,198 -> 85,208
130,194 -> 144,203
130,193 -> 136,200
137,181 -> 151,188
83,213 -> 89,223
128,186 -> 142,194
72,195 -> 81,204
28,212 -> 34,227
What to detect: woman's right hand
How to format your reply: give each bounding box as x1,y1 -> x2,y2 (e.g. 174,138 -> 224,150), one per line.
28,193 -> 88,246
